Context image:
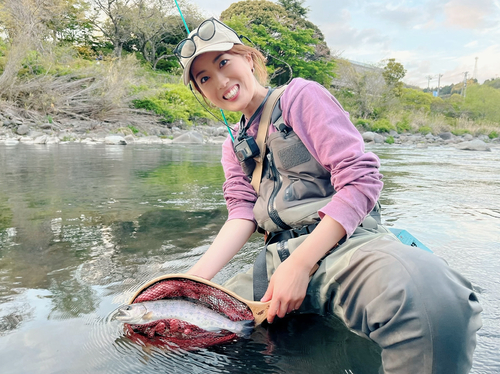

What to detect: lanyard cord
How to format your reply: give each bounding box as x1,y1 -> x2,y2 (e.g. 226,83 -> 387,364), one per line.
238,88 -> 274,141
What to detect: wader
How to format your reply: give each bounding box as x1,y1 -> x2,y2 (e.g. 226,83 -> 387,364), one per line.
225,87 -> 482,373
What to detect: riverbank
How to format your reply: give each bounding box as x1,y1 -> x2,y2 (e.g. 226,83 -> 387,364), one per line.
0,111 -> 498,151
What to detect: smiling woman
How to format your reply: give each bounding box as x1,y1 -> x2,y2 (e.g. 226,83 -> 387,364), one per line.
169,16 -> 483,374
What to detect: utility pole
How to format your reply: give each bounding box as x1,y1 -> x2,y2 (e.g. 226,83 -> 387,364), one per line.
462,72 -> 468,98
437,74 -> 443,97
426,75 -> 433,90
473,57 -> 478,81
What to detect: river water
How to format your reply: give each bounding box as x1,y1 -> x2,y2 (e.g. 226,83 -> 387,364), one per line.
0,143 -> 498,374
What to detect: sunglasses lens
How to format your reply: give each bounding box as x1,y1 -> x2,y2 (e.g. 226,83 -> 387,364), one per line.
198,20 -> 215,41
178,39 -> 196,58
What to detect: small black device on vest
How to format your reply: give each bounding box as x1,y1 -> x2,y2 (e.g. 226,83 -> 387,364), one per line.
233,88 -> 274,162
234,136 -> 260,162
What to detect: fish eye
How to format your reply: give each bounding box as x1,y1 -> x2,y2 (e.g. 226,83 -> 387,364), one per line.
125,305 -> 131,310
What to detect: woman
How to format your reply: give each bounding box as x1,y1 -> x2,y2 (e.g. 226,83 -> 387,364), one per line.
174,17 -> 481,374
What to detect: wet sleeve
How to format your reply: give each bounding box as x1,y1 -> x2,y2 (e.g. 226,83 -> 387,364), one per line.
281,78 -> 383,237
221,136 -> 258,222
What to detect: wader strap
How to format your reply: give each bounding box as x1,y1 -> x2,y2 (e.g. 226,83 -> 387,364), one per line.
251,85 -> 288,194
253,245 -> 269,301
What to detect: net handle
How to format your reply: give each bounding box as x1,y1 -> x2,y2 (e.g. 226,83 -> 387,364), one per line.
128,273 -> 271,325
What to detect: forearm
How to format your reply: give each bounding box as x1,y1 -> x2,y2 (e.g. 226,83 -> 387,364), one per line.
288,215 -> 346,273
187,218 -> 256,280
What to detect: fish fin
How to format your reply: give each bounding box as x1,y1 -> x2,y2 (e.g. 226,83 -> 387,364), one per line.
143,311 -> 154,321
236,320 -> 255,338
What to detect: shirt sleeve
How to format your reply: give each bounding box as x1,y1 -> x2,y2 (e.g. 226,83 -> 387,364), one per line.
281,78 -> 383,237
221,135 -> 258,222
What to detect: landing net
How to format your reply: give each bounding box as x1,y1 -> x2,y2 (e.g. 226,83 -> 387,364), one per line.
124,277 -> 254,349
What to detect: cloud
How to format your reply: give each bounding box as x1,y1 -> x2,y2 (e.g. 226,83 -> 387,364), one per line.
444,0 -> 497,29
465,40 -> 478,47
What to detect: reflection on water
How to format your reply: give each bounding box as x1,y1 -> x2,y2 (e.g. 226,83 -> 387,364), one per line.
0,143 -> 499,373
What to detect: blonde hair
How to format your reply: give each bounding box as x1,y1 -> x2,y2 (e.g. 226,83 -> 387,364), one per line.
190,44 -> 268,97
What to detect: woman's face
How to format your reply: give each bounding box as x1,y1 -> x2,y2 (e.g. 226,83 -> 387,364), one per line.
190,50 -> 266,118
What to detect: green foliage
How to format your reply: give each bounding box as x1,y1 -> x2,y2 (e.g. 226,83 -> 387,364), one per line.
400,88 -> 434,112
382,58 -> 406,97
371,119 -> 394,133
488,131 -> 498,139
463,84 -> 500,123
418,126 -> 432,134
222,3 -> 335,86
355,119 -> 372,130
396,117 -> 411,133
451,129 -> 471,136
127,125 -> 139,134
385,136 -> 395,144
132,83 -> 241,125
483,78 -> 500,90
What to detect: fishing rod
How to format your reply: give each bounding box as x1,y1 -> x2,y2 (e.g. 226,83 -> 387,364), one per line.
173,0 -> 235,142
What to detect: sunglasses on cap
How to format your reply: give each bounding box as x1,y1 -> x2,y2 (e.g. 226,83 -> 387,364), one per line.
173,18 -> 242,64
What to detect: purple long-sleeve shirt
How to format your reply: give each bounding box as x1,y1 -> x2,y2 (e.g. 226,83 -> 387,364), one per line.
221,78 -> 383,237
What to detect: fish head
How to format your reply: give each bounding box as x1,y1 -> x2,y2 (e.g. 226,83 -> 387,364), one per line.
115,303 -> 149,324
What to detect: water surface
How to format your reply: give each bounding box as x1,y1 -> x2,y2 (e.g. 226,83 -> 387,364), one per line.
0,143 -> 498,373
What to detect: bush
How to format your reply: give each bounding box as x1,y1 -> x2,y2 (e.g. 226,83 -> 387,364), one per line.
489,131 -> 499,139
133,83 -> 242,125
396,117 -> 411,133
371,118 -> 394,133
385,136 -> 395,144
418,125 -> 432,134
451,129 -> 471,136
355,119 -> 371,131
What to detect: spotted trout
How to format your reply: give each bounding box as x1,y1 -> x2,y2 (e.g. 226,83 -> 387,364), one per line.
116,299 -> 254,336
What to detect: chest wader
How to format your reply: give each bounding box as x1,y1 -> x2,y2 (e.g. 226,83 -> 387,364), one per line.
231,86 -> 382,301
223,86 -> 481,374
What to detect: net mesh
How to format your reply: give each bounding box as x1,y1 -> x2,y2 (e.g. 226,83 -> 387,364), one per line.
124,278 -> 254,349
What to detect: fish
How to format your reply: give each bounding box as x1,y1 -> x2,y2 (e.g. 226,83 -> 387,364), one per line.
116,299 -> 254,337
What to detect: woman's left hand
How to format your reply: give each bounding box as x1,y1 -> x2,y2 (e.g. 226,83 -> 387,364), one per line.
260,256 -> 312,323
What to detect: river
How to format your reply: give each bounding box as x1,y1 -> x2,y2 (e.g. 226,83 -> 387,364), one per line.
0,143 -> 498,373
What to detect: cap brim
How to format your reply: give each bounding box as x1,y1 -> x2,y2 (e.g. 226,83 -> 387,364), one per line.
182,42 -> 236,85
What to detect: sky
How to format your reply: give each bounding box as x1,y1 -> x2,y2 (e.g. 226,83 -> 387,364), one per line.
185,0 -> 500,88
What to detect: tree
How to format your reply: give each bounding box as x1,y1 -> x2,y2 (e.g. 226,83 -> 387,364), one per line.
382,58 -> 406,97
332,59 -> 387,119
124,0 -> 202,69
221,1 -> 335,86
44,0 -> 93,44
277,0 -> 309,18
0,0 -> 51,90
90,0 -> 135,57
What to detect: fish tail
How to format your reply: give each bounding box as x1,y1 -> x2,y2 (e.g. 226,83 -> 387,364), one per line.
236,319 -> 255,337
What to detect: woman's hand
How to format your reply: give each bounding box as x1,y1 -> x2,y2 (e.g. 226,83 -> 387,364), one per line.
261,215 -> 347,323
260,256 -> 312,323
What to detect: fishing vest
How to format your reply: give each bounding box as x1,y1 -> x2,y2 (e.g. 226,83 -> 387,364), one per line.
236,94 -> 381,234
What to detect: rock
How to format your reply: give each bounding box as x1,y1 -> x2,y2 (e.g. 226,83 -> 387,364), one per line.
4,138 -> 19,145
374,134 -> 385,144
455,139 -> 491,152
16,125 -> 29,135
463,134 -> 474,141
20,137 -> 34,143
124,135 -> 135,143
172,131 -> 204,144
362,131 -> 376,142
34,135 -> 48,144
104,135 -> 127,145
135,136 -> 162,144
216,126 -> 229,137
438,132 -> 453,140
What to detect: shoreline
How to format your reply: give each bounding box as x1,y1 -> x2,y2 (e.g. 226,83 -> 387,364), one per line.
1,120 -> 498,151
